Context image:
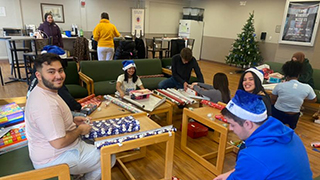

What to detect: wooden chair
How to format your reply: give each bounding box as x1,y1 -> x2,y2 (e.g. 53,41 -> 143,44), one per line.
187,38 -> 195,51
0,66 -> 3,86
145,37 -> 164,58
0,164 -> 71,180
8,39 -> 32,80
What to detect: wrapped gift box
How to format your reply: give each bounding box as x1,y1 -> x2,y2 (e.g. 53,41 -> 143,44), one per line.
181,122 -> 208,139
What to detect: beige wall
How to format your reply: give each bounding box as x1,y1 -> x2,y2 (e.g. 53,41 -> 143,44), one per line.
0,0 -> 188,59
191,0 -> 320,69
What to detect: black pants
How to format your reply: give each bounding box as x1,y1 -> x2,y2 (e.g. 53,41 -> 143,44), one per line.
272,106 -> 300,129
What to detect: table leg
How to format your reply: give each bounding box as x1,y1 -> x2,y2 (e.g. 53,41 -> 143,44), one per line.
181,109 -> 188,149
12,41 -> 22,79
101,152 -> 112,180
164,132 -> 175,179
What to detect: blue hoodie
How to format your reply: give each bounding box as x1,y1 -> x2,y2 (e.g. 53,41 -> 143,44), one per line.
227,117 -> 312,180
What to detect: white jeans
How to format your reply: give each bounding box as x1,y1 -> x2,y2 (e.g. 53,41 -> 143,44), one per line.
97,47 -> 114,61
33,141 -> 116,180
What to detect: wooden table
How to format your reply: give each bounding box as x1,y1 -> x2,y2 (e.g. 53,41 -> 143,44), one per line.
93,113 -> 175,180
148,100 -> 173,124
181,106 -> 233,176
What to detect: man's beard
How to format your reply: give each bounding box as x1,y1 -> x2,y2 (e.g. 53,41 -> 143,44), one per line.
41,75 -> 64,90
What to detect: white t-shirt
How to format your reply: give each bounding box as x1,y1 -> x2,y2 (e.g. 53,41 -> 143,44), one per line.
117,74 -> 143,94
272,79 -> 316,113
25,85 -> 79,165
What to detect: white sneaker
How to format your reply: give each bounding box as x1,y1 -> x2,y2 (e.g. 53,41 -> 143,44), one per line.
315,119 -> 320,124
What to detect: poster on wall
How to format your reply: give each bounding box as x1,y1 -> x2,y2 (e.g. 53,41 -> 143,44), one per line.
131,8 -> 144,38
279,0 -> 320,46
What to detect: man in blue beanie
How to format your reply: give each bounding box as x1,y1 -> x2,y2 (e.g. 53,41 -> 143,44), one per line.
214,89 -> 312,180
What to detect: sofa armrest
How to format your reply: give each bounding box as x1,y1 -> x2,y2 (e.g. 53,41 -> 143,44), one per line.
162,68 -> 172,75
79,72 -> 94,95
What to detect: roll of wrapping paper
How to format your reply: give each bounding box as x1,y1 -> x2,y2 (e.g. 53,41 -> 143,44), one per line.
166,88 -> 189,104
168,88 -> 195,104
123,96 -> 145,109
154,90 -> 179,104
162,89 -> 186,105
157,89 -> 185,105
201,100 -> 225,110
103,95 -> 143,113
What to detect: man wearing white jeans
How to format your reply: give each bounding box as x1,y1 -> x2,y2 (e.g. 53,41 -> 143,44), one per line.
93,12 -> 120,61
97,47 -> 114,61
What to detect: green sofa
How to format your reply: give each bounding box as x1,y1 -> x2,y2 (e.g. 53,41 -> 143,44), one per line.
80,59 -> 167,95
265,61 -> 320,103
64,61 -> 90,98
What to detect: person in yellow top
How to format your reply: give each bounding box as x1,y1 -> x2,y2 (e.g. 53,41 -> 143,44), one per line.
93,12 -> 120,60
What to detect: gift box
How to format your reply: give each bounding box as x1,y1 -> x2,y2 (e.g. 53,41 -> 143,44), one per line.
181,122 -> 208,139
268,77 -> 281,83
130,89 -> 152,100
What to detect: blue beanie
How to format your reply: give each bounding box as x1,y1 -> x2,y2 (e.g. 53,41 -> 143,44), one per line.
122,60 -> 136,71
226,89 -> 267,122
41,45 -> 66,58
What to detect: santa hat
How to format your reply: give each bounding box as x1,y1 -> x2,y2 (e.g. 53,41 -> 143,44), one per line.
41,45 -> 67,58
226,89 -> 267,122
245,67 -> 264,83
122,60 -> 136,71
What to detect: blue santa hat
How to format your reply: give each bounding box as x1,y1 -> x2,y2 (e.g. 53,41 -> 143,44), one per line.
245,67 -> 264,83
226,89 -> 267,122
122,60 -> 136,71
41,45 -> 67,58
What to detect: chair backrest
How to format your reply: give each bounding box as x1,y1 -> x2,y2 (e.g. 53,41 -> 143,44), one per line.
145,38 -> 154,50
0,164 -> 70,180
34,38 -> 52,55
170,39 -> 186,57
153,37 -> 163,50
187,38 -> 195,50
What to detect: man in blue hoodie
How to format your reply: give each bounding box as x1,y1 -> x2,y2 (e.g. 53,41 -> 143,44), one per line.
214,90 -> 312,180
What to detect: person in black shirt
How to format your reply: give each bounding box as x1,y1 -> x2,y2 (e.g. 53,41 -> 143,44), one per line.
158,48 -> 204,90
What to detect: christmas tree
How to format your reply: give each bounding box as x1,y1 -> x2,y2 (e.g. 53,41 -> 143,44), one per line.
226,12 -> 262,68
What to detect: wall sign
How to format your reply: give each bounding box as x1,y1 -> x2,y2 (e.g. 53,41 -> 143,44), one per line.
131,8 -> 144,38
279,0 -> 320,46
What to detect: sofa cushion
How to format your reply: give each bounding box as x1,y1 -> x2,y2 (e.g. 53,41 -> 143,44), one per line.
134,59 -> 162,75
64,61 -> 79,85
264,61 -> 283,73
161,58 -> 172,68
94,80 -> 117,95
65,84 -> 88,98
141,77 -> 167,90
81,61 -> 123,82
313,89 -> 320,103
313,69 -> 320,91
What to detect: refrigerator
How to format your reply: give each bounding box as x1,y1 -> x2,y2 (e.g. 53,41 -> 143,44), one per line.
178,20 -> 204,60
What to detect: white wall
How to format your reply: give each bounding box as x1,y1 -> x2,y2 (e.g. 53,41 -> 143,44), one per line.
190,0 -> 286,43
0,0 -> 23,59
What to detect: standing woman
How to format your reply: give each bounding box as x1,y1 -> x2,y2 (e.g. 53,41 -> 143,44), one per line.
292,52 -> 314,88
38,13 -> 63,48
190,72 -> 230,103
238,68 -> 272,116
93,12 -> 120,61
